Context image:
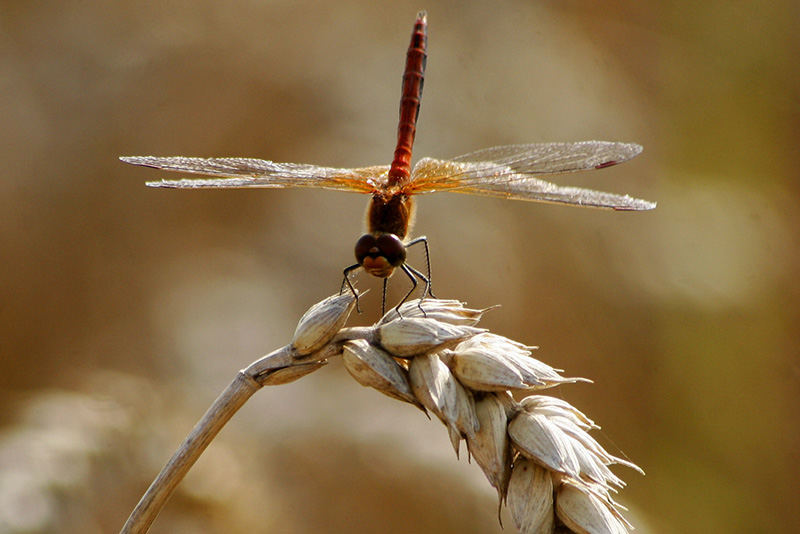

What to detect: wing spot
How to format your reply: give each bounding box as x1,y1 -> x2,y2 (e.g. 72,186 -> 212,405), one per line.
595,160 -> 618,169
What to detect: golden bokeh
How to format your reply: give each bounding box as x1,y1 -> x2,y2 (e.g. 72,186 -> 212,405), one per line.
1,1 -> 797,532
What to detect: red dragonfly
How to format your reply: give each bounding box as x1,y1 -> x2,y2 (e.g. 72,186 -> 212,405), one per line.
121,11 -> 654,311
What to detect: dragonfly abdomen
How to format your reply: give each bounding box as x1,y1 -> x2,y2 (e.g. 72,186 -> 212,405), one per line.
387,11 -> 427,187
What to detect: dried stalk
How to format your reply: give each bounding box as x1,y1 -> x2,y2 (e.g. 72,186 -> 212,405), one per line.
120,294 -> 359,533
120,292 -> 641,534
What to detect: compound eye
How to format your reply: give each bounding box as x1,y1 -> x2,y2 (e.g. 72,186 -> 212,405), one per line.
354,234 -> 377,263
376,233 -> 406,266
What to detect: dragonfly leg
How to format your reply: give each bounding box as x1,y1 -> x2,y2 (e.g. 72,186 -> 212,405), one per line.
381,278 -> 388,316
403,263 -> 433,316
405,235 -> 436,298
342,264 -> 362,313
397,263 -> 420,316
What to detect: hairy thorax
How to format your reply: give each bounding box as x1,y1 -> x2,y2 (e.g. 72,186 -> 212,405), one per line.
366,192 -> 415,240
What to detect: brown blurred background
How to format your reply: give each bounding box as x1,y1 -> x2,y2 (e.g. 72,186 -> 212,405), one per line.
1,1 -> 798,532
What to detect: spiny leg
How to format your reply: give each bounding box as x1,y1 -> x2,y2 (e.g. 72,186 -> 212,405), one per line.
403,263 -> 434,315
381,278 -> 388,316
397,263 -> 420,316
405,236 -> 436,298
341,263 -> 362,313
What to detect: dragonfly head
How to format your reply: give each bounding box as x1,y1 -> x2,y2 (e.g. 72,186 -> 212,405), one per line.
355,233 -> 407,278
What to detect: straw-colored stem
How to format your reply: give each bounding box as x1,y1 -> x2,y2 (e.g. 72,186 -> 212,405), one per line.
120,371 -> 261,534
119,327 -> 369,534
119,343 -> 308,533
120,369 -> 260,533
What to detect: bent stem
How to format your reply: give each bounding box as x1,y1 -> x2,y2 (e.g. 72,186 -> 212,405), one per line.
119,340 -> 343,534
119,293 -> 641,534
120,370 -> 260,533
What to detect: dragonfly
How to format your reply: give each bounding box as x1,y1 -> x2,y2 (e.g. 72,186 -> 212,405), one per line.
121,11 -> 655,313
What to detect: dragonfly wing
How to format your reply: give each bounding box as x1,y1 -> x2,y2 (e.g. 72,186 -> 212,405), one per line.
460,175 -> 655,210
120,156 -> 389,194
448,141 -> 642,172
409,141 -> 655,210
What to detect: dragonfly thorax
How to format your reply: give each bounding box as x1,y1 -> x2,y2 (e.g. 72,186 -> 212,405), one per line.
367,192 -> 414,239
355,233 -> 406,279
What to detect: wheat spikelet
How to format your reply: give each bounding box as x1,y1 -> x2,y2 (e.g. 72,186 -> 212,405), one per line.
122,293 -> 641,534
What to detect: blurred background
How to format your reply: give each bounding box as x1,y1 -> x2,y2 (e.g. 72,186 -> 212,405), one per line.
1,0 -> 797,532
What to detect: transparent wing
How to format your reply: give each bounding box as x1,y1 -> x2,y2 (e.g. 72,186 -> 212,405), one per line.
120,156 -> 390,194
408,141 -> 655,210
